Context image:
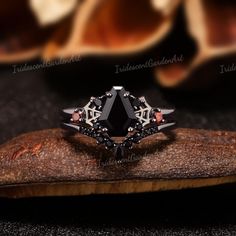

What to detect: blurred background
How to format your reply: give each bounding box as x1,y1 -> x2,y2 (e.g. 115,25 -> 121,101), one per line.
0,0 -> 236,235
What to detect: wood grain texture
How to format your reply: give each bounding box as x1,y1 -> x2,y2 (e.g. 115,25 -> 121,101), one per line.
0,128 -> 236,198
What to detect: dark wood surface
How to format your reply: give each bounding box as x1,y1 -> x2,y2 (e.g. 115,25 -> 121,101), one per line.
0,128 -> 236,197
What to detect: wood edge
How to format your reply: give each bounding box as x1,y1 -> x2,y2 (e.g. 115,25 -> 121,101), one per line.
1,176 -> 236,198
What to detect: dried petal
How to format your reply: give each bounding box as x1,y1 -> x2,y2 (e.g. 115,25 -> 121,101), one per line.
29,0 -> 78,26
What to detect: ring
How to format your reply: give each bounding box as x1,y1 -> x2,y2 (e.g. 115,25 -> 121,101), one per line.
61,86 -> 176,159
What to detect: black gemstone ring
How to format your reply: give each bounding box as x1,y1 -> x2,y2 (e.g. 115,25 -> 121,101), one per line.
61,86 -> 176,159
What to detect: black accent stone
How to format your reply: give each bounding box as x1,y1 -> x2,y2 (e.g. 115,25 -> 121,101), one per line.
96,136 -> 104,143
135,123 -> 143,130
94,98 -> 102,107
133,135 -> 141,143
114,145 -> 125,160
124,141 -> 132,148
93,123 -> 100,129
105,140 -> 114,148
132,98 -> 141,107
99,87 -> 137,136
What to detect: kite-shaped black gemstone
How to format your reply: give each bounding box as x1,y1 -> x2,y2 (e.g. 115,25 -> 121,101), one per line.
99,86 -> 137,136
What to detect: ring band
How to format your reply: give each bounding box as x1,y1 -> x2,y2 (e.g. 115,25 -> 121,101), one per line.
61,86 -> 176,159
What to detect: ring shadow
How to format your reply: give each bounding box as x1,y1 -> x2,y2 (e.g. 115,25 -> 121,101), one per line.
63,130 -> 177,171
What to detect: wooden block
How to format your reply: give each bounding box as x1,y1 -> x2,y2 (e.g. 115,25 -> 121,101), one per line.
0,128 -> 236,198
